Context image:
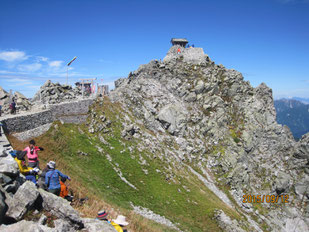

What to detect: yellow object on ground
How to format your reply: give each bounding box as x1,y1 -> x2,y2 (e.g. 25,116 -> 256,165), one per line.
14,157 -> 33,175
111,221 -> 123,232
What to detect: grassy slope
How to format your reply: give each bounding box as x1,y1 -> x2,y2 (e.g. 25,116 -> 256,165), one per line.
9,98 -> 243,232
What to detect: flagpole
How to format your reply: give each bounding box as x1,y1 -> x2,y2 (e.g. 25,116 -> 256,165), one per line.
66,56 -> 77,85
66,66 -> 68,85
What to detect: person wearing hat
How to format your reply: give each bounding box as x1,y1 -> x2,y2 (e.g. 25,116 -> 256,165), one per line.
37,164 -> 52,190
45,161 -> 71,196
24,139 -> 44,168
96,210 -> 111,223
111,215 -> 129,232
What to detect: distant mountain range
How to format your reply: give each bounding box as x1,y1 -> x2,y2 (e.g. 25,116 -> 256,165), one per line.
274,98 -> 309,140
291,97 -> 309,104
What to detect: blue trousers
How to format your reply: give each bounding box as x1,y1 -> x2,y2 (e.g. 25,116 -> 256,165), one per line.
26,175 -> 37,184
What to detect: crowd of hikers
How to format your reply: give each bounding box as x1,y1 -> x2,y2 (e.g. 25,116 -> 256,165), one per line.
10,139 -> 71,199
9,138 -> 130,231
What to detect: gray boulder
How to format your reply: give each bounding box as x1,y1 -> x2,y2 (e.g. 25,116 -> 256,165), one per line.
214,210 -> 246,232
54,219 -> 75,232
273,171 -> 291,195
0,86 -> 9,99
194,80 -> 205,94
14,91 -> 31,111
294,133 -> 309,160
0,155 -> 19,177
185,92 -> 197,102
6,181 -> 39,220
0,220 -> 53,232
156,103 -> 187,135
114,78 -> 127,88
121,124 -> 140,139
0,189 -> 8,224
38,189 -> 83,229
82,218 -> 117,232
0,173 -> 13,186
294,182 -> 309,199
38,214 -> 47,225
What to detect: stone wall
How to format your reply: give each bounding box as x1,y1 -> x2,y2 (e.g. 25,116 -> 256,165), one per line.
1,110 -> 54,133
1,99 -> 94,134
50,99 -> 93,117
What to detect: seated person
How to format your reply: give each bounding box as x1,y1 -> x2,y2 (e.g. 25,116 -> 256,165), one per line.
96,210 -> 110,223
37,164 -> 52,190
14,150 -> 39,184
111,215 -> 129,232
60,176 -> 73,201
45,161 -> 70,196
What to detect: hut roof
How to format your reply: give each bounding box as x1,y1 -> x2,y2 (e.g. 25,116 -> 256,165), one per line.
171,38 -> 188,43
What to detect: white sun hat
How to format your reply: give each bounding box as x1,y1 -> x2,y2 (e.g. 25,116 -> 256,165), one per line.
113,215 -> 129,226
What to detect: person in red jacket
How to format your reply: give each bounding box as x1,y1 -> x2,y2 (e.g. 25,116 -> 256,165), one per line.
24,139 -> 44,168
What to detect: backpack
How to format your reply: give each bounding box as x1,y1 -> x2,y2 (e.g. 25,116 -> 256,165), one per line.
9,150 -> 17,158
16,150 -> 27,160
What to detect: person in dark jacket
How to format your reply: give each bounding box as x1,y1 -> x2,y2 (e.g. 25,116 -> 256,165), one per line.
45,161 -> 70,196
10,99 -> 16,114
37,165 -> 52,190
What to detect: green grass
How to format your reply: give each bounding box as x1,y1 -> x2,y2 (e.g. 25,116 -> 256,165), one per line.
33,98 -> 248,232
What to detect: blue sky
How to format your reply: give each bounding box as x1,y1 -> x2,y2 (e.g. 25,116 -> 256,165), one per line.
0,0 -> 308,98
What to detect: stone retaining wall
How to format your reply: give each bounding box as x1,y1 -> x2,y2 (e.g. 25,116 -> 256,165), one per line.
1,99 -> 94,134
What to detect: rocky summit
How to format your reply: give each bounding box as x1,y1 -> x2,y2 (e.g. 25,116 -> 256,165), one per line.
32,80 -> 82,104
109,45 -> 309,231
1,45 -> 309,232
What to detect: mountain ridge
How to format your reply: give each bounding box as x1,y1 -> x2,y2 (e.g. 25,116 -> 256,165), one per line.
1,45 -> 309,231
109,45 -> 309,231
274,98 -> 309,139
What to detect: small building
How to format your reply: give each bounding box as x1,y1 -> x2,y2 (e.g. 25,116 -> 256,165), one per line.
75,82 -> 92,94
75,81 -> 91,89
171,38 -> 188,47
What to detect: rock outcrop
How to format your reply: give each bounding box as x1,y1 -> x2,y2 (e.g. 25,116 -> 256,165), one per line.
0,150 -> 115,231
14,91 -> 31,111
0,87 -> 12,114
109,46 -> 309,231
32,80 -> 82,104
0,87 -> 10,105
0,87 -> 31,113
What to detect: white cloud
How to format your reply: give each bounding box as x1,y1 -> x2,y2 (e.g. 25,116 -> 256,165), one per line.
49,60 -> 63,68
5,78 -> 31,83
0,51 -> 28,62
36,56 -> 49,62
18,63 -> 42,72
